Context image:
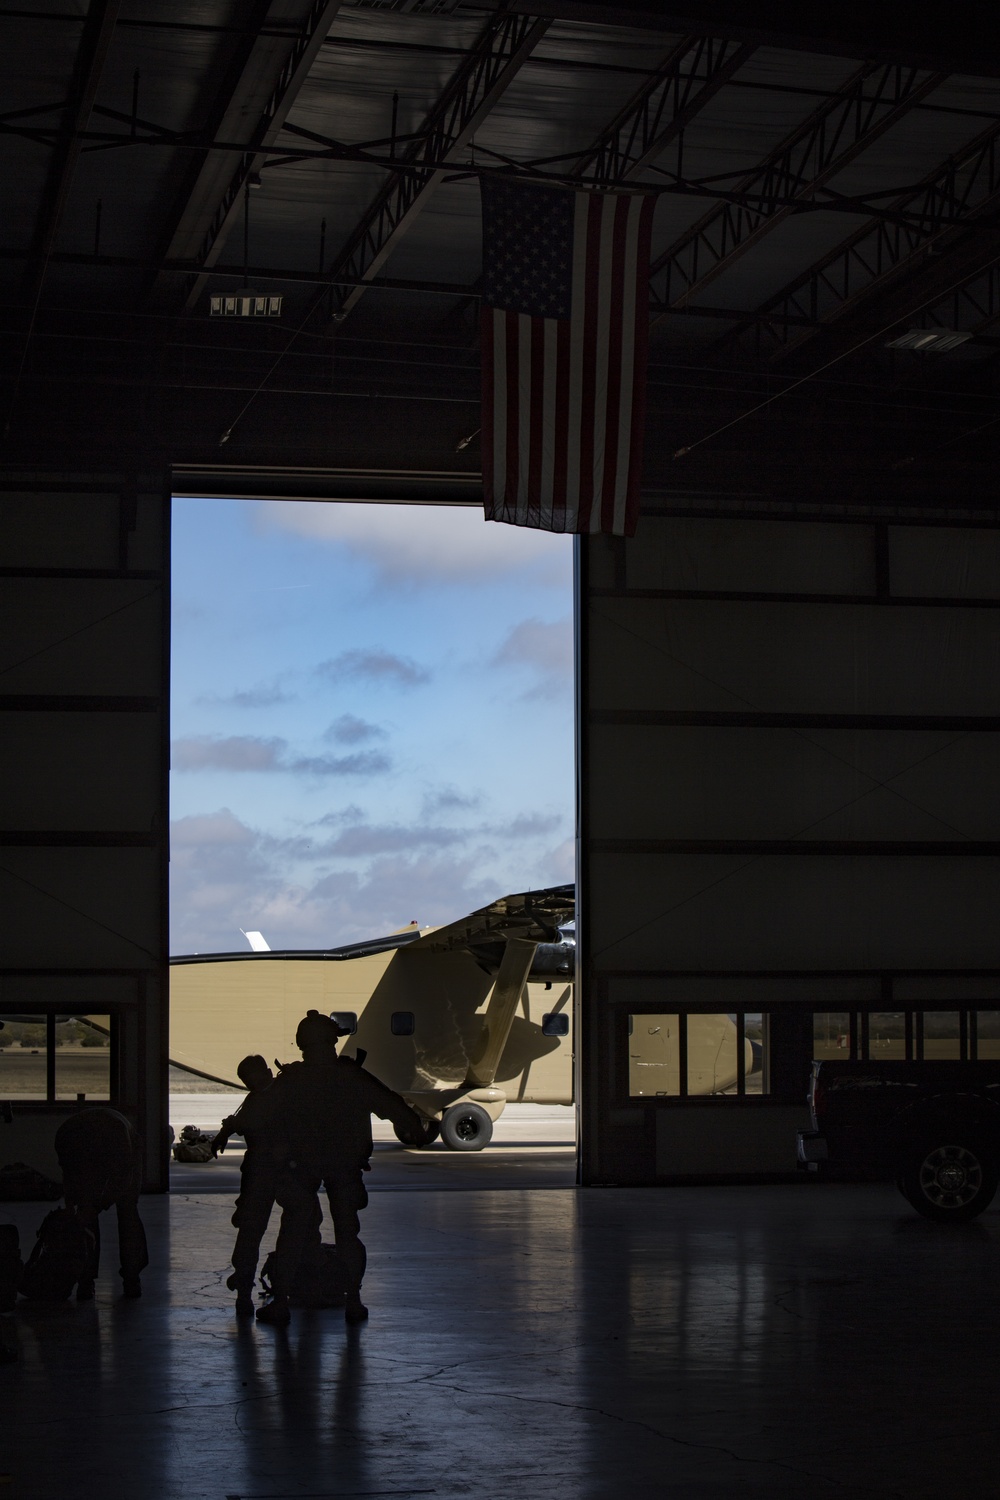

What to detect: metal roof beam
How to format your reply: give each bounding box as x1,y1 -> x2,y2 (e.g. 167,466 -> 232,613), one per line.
21,0 -> 120,302
321,11 -> 550,326
572,35 -> 754,182
715,118 -> 1000,362
649,61 -> 949,316
180,0 -> 343,311
145,0 -> 300,296
503,3 -> 1000,78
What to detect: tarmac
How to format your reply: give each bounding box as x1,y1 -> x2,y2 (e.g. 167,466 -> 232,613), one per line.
4,1108 -> 1000,1498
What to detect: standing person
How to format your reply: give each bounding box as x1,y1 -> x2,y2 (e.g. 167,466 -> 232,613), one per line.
213,1054 -> 317,1316
54,1107 -> 147,1300
256,1011 -> 429,1327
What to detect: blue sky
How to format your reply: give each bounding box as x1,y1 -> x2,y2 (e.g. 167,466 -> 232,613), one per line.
170,499 -> 574,954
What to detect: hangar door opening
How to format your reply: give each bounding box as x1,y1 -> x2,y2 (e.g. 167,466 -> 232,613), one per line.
169,496 -> 575,1162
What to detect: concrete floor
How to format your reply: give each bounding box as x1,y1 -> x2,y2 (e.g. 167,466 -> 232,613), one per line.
3,1145 -> 1000,1499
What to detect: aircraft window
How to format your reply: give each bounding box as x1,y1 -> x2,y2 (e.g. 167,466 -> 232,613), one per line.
628,1012 -> 769,1099
542,1013 -> 569,1037
330,1011 -> 357,1035
390,1012 -> 414,1037
55,1015 -> 112,1101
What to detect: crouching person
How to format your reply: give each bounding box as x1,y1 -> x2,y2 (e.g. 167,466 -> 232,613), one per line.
54,1107 -> 147,1300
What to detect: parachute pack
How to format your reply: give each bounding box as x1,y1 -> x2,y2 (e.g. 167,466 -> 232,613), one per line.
259,1241 -> 348,1308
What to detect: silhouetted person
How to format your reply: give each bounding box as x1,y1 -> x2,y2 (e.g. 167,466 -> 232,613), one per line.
256,1011 -> 429,1327
54,1107 -> 147,1299
213,1054 -> 319,1316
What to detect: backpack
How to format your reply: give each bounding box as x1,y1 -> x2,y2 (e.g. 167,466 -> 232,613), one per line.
172,1125 -> 215,1164
19,1209 -> 95,1302
259,1242 -> 347,1308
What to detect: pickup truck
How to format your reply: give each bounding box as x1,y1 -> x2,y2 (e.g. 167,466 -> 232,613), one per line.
797,1059 -> 1000,1222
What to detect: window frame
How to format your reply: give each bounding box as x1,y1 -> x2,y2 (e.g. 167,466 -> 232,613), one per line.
0,1007 -> 119,1105
622,1006 -> 770,1105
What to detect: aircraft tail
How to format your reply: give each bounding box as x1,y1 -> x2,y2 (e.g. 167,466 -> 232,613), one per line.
240,929 -> 271,952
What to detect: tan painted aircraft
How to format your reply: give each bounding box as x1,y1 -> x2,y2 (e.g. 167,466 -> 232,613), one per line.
169,883 -> 760,1149
170,884 -> 576,1150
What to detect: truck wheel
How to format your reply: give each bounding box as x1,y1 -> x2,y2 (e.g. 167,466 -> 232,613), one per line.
899,1141 -> 998,1222
440,1104 -> 493,1152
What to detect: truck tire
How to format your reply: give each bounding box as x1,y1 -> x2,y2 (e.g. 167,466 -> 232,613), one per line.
898,1140 -> 998,1223
440,1104 -> 493,1152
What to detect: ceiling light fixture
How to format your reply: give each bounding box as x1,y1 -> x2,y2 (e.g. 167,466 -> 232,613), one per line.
210,294 -> 282,318
885,328 -> 972,352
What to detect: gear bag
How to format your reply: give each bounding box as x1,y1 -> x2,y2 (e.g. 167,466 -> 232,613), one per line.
20,1208 -> 95,1302
259,1241 -> 348,1308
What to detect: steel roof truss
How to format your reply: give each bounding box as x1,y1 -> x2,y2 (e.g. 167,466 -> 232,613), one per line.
650,62 -> 949,316
21,0 -> 120,301
573,35 -> 755,183
719,119 -> 1000,361
322,10 -> 550,325
181,0 -> 343,311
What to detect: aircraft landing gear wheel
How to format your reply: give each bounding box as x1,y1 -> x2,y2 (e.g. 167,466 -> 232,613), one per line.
441,1103 -> 493,1152
898,1140 -> 998,1222
393,1120 -> 440,1147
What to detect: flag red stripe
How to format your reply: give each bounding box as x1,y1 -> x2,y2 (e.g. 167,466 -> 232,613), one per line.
528,315 -> 545,528
504,311 -> 519,525
552,316 -> 571,529
577,194 -> 603,530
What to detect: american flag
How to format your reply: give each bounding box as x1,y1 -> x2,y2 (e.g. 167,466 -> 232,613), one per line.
480,175 -> 655,537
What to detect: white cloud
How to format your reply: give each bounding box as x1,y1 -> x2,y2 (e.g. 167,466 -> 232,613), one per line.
199,680 -> 294,709
170,806 -> 574,953
325,714 -> 385,744
171,735 -> 391,777
492,616 -> 573,697
254,500 -> 570,588
173,736 -> 285,772
315,649 -> 429,688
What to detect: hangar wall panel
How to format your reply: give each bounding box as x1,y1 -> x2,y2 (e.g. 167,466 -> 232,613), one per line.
0,477 -> 169,1190
578,513 -> 1000,1185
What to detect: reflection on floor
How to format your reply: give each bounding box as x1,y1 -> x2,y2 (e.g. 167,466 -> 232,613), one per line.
4,1174 -> 1000,1498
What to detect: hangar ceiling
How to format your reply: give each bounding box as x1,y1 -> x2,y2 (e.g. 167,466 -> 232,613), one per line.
4,2 -> 1000,507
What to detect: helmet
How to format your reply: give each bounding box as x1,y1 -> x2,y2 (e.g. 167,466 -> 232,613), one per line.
295,1010 -> 346,1050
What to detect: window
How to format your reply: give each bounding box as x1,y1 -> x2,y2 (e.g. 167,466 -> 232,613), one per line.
975,1011 -> 1000,1060
0,1013 -> 114,1102
628,1012 -> 768,1099
866,1012 -> 906,1059
329,1011 -> 357,1035
813,1012 -> 853,1061
918,1011 -> 963,1061
390,1011 -> 414,1037
541,1013 -> 569,1038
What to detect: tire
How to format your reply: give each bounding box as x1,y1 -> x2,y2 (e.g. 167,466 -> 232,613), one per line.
440,1103 -> 493,1152
898,1140 -> 998,1223
393,1119 -> 440,1147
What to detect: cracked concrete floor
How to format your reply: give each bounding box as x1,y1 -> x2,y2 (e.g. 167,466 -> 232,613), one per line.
3,1171 -> 1000,1499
